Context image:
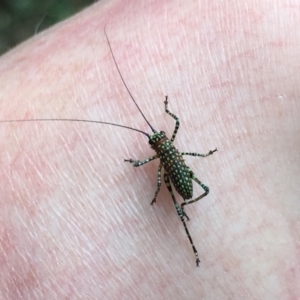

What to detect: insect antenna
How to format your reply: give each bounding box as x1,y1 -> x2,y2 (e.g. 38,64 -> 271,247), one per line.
0,118 -> 150,137
104,27 -> 157,133
0,28 -> 154,138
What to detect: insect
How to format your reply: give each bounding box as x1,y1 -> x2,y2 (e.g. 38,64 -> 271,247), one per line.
1,28 -> 217,267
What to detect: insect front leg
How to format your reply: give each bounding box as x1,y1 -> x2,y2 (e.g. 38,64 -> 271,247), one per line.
150,164 -> 162,205
181,148 -> 217,158
164,173 -> 200,267
164,96 -> 180,142
124,154 -> 158,167
181,171 -> 209,215
125,155 -> 162,205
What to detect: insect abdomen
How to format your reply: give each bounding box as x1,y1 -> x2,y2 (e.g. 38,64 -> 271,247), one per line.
157,140 -> 193,199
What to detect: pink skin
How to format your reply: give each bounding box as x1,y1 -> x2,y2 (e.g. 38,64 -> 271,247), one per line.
0,0 -> 300,299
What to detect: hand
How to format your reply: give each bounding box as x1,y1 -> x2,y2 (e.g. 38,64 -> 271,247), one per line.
0,1 -> 299,299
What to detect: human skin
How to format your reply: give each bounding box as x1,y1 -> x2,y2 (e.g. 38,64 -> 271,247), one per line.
0,0 -> 300,299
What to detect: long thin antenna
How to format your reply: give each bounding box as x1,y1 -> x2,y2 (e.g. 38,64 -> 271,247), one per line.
1,28 -> 155,138
0,118 -> 150,137
104,26 -> 156,133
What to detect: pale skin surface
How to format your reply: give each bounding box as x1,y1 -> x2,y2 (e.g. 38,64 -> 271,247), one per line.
0,0 -> 300,299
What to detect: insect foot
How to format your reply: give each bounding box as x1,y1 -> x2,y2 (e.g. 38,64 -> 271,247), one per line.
208,148 -> 218,155
124,159 -> 134,163
150,198 -> 156,205
124,159 -> 141,167
182,209 -> 190,221
164,96 -> 169,106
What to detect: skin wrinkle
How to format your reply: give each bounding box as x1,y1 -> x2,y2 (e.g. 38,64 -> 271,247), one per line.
0,0 -> 300,299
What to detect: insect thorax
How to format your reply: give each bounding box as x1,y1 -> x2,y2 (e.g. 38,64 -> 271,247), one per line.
149,131 -> 193,200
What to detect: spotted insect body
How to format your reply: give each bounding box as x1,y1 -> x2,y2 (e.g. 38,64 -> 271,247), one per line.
153,134 -> 193,200
125,97 -> 217,267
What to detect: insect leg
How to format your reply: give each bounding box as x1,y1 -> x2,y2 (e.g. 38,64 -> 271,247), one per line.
181,171 -> 209,214
164,96 -> 180,142
150,164 -> 162,205
124,154 -> 158,167
164,173 -> 200,267
181,148 -> 217,157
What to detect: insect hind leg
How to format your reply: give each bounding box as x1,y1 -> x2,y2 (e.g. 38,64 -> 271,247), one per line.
164,96 -> 180,142
164,173 -> 200,267
181,172 -> 209,215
